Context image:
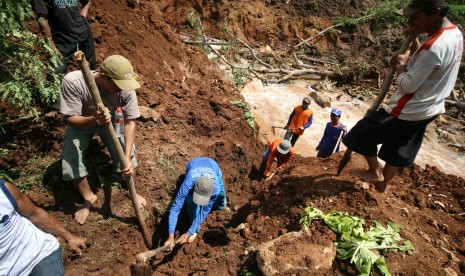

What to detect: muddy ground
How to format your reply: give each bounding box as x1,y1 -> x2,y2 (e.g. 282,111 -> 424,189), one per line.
1,0 -> 465,275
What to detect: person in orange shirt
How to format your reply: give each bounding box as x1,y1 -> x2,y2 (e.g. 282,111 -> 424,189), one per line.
284,97 -> 314,146
258,138 -> 295,178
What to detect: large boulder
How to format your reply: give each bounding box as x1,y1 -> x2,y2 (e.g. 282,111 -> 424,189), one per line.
256,231 -> 336,275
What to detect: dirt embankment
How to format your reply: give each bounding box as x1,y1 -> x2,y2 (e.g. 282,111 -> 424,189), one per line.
1,0 -> 464,275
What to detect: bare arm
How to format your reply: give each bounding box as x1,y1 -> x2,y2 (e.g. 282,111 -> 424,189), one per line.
66,105 -> 111,129
5,181 -> 86,255
36,15 -> 62,58
80,0 -> 91,17
121,119 -> 136,177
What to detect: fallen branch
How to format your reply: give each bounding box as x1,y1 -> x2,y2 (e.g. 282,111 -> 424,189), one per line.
445,99 -> 465,111
187,13 -> 341,84
253,67 -> 339,83
183,40 -> 231,45
297,55 -> 339,66
225,29 -> 273,69
295,13 -> 375,48
0,114 -> 37,127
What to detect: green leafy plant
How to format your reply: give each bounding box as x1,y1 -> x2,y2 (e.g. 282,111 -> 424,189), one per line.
449,4 -> 465,27
187,11 -> 210,54
231,68 -> 246,87
300,207 -> 414,276
360,88 -> 374,97
187,11 -> 202,39
334,0 -> 409,29
230,100 -> 255,130
1,0 -> 62,115
239,266 -> 255,276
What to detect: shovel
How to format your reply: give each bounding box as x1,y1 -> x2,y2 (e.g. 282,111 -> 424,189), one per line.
130,239 -> 182,276
271,126 -> 298,135
332,129 -> 345,154
337,33 -> 417,176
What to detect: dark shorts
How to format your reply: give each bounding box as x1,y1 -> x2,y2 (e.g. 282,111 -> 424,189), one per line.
55,28 -> 96,73
342,109 -> 437,167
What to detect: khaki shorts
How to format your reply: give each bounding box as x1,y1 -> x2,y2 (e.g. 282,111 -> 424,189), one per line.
61,125 -> 137,181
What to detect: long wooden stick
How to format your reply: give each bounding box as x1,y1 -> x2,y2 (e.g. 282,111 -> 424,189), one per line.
74,51 -> 151,248
332,130 -> 344,154
337,33 -> 417,176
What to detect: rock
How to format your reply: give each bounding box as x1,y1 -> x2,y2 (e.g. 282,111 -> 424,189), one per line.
427,218 -> 438,228
309,91 -> 331,108
235,223 -> 246,232
439,223 -> 451,234
433,200 -> 446,209
442,267 -> 458,276
355,180 -> 370,190
241,227 -> 251,239
256,231 -> 336,275
138,106 -> 161,122
443,247 -> 460,263
400,207 -> 410,217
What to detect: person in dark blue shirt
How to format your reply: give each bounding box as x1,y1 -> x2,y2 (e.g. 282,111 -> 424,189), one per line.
31,0 -> 96,74
316,109 -> 347,158
164,157 -> 227,250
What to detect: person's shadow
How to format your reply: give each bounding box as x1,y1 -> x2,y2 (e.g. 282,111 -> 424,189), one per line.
148,173 -> 189,263
42,138 -> 132,223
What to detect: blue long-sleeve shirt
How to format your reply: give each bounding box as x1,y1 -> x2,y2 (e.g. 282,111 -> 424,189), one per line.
168,157 -> 222,236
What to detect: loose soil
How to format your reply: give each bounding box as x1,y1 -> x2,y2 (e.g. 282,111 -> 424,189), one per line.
2,0 -> 465,275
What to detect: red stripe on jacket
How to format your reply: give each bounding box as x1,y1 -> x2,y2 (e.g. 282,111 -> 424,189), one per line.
391,26 -> 457,118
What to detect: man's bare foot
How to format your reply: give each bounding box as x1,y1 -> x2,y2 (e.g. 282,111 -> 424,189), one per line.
136,193 -> 147,210
75,194 -> 97,225
374,182 -> 388,193
353,169 -> 384,183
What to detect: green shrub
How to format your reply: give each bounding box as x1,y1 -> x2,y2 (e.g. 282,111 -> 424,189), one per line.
0,0 -> 61,115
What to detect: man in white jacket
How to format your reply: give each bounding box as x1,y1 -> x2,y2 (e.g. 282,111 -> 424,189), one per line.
343,0 -> 463,193
0,180 -> 86,275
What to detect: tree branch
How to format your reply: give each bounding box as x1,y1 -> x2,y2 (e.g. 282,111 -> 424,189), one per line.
295,13 -> 375,48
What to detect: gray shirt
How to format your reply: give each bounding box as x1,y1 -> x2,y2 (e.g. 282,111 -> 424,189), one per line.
60,71 -> 140,120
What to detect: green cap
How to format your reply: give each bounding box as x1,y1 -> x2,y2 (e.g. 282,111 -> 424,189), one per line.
101,55 -> 141,91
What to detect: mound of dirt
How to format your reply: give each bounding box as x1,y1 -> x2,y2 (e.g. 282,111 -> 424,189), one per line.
1,0 -> 464,275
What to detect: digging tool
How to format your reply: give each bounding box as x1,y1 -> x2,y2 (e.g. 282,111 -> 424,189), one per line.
74,51 -> 151,248
332,129 -> 345,155
130,239 -> 182,276
265,171 -> 276,181
337,33 -> 417,176
271,125 -> 298,135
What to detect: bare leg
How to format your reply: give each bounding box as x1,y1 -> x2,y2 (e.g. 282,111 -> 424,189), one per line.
126,174 -> 147,209
353,155 -> 384,182
73,177 -> 98,224
374,163 -> 399,193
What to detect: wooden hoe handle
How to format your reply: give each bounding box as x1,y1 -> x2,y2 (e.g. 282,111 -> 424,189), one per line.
74,51 -> 151,248
337,33 -> 417,176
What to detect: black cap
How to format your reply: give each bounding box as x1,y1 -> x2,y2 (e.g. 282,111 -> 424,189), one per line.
396,0 -> 446,16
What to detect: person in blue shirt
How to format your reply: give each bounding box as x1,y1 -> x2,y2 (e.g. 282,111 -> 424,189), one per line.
164,157 -> 227,250
316,109 -> 347,158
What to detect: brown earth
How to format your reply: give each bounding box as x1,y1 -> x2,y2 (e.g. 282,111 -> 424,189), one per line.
2,0 -> 465,275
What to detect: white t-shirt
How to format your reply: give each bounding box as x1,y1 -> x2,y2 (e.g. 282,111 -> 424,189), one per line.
0,181 -> 59,276
385,25 -> 463,121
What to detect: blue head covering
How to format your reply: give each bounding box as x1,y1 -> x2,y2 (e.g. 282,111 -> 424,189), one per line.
331,108 -> 342,116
